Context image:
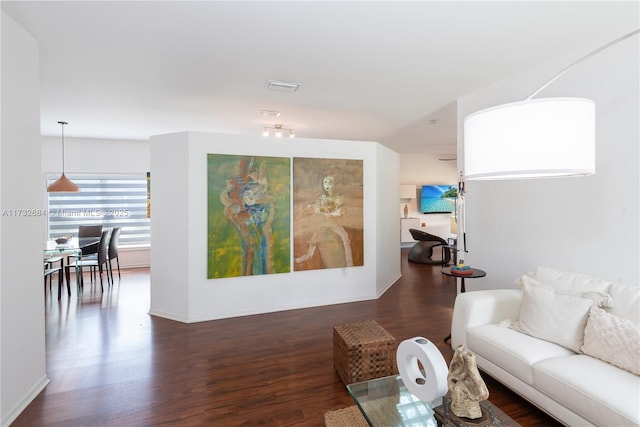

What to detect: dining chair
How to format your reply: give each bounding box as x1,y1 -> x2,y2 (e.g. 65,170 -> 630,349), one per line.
67,224 -> 104,281
44,256 -> 64,298
107,227 -> 121,283
67,224 -> 103,261
77,224 -> 103,255
66,229 -> 111,292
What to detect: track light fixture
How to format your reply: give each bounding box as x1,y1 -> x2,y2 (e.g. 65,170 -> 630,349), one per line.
262,124 -> 295,138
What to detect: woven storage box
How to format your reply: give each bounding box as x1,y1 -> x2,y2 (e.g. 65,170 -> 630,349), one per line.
333,320 -> 396,385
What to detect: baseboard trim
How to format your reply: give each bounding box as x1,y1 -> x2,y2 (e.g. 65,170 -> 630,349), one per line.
148,309 -> 189,323
1,375 -> 49,427
377,273 -> 401,298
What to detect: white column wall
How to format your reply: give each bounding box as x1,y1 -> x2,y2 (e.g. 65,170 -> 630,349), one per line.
150,131 -> 400,322
457,35 -> 639,289
148,133 -> 190,321
1,12 -> 49,426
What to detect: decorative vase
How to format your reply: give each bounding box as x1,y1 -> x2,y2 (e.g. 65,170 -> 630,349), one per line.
403,204 -> 409,218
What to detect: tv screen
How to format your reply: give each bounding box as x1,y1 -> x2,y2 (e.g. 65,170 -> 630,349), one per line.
420,185 -> 457,214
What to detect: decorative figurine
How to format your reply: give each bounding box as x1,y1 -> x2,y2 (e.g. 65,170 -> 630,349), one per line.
447,345 -> 489,419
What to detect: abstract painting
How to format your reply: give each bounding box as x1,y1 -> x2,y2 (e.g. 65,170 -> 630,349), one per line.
207,154 -> 290,278
293,157 -> 363,271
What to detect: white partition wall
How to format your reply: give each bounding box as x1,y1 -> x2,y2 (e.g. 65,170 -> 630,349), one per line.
150,131 -> 400,322
1,12 -> 49,426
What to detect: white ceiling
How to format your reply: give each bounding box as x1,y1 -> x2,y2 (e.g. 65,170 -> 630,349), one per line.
3,1 -> 638,155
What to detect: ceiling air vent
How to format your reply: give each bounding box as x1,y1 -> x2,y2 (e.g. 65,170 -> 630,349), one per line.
265,80 -> 300,92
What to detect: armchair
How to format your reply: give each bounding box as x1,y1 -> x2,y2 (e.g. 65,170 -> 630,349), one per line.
407,229 -> 451,265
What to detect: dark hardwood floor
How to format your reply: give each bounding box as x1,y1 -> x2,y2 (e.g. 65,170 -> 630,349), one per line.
14,250 -> 562,426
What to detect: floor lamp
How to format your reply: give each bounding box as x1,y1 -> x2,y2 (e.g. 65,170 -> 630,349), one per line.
457,29 -> 638,267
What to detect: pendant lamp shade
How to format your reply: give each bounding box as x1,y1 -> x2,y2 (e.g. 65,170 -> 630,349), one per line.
463,97 -> 596,180
47,121 -> 79,192
47,173 -> 79,192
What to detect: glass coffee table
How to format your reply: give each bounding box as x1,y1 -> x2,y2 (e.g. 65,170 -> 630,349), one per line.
347,374 -> 520,427
347,375 -> 442,426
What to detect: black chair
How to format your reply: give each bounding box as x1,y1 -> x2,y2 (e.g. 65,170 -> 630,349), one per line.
407,229 -> 451,265
66,230 -> 111,292
77,224 -> 103,255
67,224 -> 103,266
107,227 -> 121,282
44,256 -> 64,298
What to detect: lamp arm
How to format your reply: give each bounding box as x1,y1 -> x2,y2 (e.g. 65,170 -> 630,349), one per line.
526,28 -> 639,101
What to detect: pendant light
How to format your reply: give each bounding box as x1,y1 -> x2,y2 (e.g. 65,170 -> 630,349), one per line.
47,121 -> 79,192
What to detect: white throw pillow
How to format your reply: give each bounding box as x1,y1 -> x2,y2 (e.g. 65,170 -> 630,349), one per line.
581,305 -> 640,375
516,276 -> 594,352
515,267 -> 614,308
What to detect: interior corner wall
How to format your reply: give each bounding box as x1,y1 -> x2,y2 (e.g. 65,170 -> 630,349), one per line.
456,33 -> 640,290
149,132 -> 400,322
1,11 -> 49,427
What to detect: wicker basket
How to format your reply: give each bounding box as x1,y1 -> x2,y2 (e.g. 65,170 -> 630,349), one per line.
333,320 -> 397,385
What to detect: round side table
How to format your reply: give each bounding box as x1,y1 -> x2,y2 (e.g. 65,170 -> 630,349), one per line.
441,266 -> 486,293
441,266 -> 486,342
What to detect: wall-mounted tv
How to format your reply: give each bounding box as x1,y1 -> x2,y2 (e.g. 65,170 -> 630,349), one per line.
420,185 -> 457,214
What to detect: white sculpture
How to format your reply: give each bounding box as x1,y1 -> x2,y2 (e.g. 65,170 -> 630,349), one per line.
396,337 -> 449,402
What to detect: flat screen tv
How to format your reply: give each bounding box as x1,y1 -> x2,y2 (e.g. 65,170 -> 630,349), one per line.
420,185 -> 457,214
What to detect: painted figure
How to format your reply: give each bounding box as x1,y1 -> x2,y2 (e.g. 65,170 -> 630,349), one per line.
220,158 -> 275,275
295,175 -> 353,267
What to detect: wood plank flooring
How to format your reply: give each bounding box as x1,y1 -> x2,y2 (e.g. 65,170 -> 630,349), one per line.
13,250 -> 562,426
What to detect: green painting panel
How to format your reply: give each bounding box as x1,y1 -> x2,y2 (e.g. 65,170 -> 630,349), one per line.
207,154 -> 291,279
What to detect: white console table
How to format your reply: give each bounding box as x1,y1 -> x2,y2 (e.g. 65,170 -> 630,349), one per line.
400,218 -> 420,243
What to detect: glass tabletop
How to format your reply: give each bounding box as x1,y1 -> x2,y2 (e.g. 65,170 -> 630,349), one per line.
44,237 -> 100,252
347,375 -> 442,427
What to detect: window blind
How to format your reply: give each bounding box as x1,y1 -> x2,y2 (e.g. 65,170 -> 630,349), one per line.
47,174 -> 150,247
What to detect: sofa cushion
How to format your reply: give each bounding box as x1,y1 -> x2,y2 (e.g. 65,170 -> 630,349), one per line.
533,355 -> 640,427
467,324 -> 574,385
607,282 -> 640,323
532,266 -> 612,294
581,305 -> 640,375
516,277 -> 594,352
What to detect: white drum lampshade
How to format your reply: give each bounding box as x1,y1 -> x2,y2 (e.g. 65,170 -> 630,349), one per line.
463,97 -> 596,180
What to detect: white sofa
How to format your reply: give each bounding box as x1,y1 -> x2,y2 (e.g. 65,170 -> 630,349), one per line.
451,267 -> 640,427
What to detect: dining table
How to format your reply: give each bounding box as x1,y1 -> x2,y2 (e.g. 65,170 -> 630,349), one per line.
44,237 -> 101,296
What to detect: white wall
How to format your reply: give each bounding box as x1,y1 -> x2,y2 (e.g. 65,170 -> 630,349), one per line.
376,143 -> 402,295
150,132 -> 400,322
42,136 -> 151,268
1,12 -> 49,426
400,152 -> 457,185
457,34 -> 639,289
42,136 -> 149,175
